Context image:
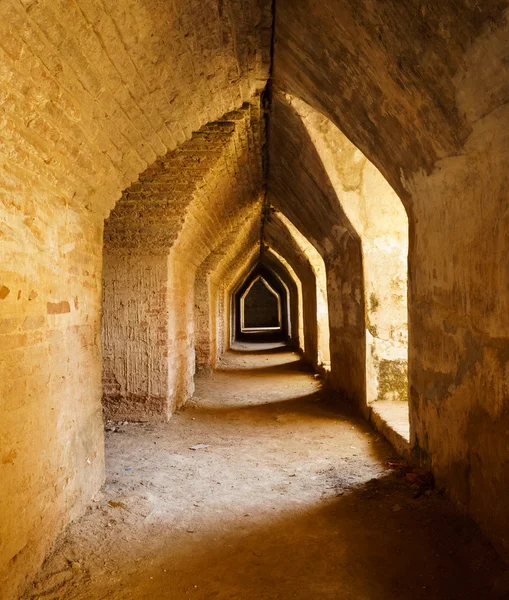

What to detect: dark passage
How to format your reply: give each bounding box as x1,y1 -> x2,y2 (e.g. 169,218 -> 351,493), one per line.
234,265 -> 289,343
243,277 -> 280,329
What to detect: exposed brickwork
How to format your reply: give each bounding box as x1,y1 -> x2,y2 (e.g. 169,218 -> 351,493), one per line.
261,251 -> 300,348
286,93 -> 408,407
219,244 -> 301,351
213,230 -> 261,358
264,214 -> 320,366
195,213 -> 262,370
0,1 -> 271,596
102,102 -> 264,421
0,203 -> 105,600
4,2 -> 509,598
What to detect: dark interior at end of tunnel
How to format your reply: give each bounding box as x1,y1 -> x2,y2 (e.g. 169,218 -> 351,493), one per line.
234,264 -> 289,344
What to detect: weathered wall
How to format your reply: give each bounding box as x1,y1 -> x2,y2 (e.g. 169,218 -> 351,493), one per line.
261,250 -> 300,348
274,0 -> 509,558
102,254 -> 170,419
195,213 -> 261,371
221,246 -> 261,356
266,247 -> 305,352
408,105 -> 509,558
234,265 -> 290,341
272,210 -> 330,367
0,203 -> 105,600
209,234 -> 301,358
269,93 -> 365,404
0,0 -> 271,596
103,104 -> 264,420
285,93 -> 408,407
5,1 -> 509,596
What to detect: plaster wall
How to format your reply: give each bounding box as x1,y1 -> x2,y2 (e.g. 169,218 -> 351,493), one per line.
274,0 -> 509,557
286,94 -> 408,406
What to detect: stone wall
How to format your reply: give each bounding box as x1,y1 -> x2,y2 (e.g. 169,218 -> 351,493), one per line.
233,263 -> 292,342
264,216 -> 319,367
266,248 -> 305,352
274,0 -> 509,559
269,93 -> 365,404
272,210 -> 330,367
0,0 -> 271,596
0,202 -> 105,600
195,213 -> 262,371
285,93 -> 408,408
5,1 -> 509,595
103,103 -> 264,421
212,239 -> 301,355
261,250 -> 300,348
242,278 -> 280,329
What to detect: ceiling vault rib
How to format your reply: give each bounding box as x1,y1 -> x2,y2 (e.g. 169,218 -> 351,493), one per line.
259,0 -> 276,260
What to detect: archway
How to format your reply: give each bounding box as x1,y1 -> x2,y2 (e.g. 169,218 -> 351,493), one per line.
233,264 -> 289,343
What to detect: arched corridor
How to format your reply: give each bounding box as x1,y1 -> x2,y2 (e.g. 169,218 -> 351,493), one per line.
3,1 -> 509,598
22,345 -> 504,599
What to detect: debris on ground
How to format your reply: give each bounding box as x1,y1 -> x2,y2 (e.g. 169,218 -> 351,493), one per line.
189,444 -> 209,450
388,460 -> 434,497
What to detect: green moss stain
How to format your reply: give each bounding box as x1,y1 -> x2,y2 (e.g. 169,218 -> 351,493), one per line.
367,324 -> 378,337
369,292 -> 380,312
377,359 -> 408,402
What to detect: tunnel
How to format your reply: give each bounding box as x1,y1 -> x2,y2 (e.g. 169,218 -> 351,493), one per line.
2,2 -> 509,598
234,264 -> 290,343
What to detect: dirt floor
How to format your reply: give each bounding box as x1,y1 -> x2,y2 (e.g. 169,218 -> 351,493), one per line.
23,343 -> 509,599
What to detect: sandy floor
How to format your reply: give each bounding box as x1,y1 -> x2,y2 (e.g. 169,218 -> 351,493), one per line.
23,343 -> 507,599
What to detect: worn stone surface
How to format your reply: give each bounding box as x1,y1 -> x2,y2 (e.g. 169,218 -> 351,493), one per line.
102,103 -> 264,421
0,0 -> 271,597
264,213 -> 321,368
261,250 -> 300,349
210,238 -> 301,358
17,346 -> 508,600
242,278 -> 280,329
194,214 -> 262,370
269,93 -> 365,404
274,212 -> 330,366
274,0 -> 509,560
0,197 -> 105,600
283,93 -> 408,409
4,1 -> 509,598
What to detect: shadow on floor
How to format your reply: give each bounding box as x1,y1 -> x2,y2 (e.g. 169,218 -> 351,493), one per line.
24,345 -> 509,600
61,473 -> 507,600
227,343 -> 291,356
216,358 -> 313,376
147,482 -> 506,600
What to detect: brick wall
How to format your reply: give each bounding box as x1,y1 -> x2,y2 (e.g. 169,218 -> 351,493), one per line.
0,1 -> 271,596
102,103 -> 264,420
